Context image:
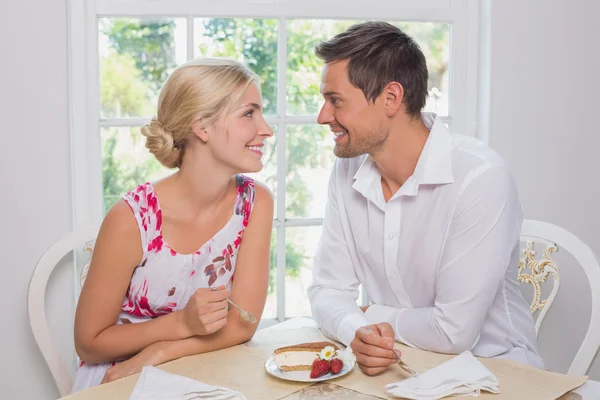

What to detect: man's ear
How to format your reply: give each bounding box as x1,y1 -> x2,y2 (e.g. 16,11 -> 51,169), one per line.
382,81 -> 404,117
191,120 -> 209,143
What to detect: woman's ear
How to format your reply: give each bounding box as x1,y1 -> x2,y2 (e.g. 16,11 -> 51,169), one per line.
191,120 -> 209,143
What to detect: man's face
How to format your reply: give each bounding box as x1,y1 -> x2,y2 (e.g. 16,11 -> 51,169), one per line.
317,60 -> 389,158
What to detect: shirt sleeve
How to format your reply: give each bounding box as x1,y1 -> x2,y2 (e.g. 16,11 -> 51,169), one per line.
307,161 -> 369,346
364,167 -> 523,354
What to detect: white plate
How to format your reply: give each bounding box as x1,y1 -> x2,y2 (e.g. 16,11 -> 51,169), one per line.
264,356 -> 355,383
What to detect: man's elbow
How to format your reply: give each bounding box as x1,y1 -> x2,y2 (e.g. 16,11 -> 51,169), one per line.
435,331 -> 478,354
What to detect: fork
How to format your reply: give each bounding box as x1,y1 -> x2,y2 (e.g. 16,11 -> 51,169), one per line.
209,287 -> 257,323
392,348 -> 418,376
226,298 -> 257,323
363,327 -> 417,376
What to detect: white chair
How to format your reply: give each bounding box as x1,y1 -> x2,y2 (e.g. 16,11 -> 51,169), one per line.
27,226 -> 98,396
518,219 -> 600,375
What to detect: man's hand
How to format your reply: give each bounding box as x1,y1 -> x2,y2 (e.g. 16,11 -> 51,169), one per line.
350,322 -> 397,376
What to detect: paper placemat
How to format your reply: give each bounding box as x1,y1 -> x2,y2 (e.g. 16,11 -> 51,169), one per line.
61,327 -> 587,400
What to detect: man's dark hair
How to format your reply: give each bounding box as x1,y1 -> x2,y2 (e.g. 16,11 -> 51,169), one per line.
315,21 -> 428,117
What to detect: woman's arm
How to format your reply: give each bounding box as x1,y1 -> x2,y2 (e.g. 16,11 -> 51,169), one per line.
142,181 -> 274,364
74,200 -> 228,364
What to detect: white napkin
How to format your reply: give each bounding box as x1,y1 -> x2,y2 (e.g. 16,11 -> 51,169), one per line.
385,351 -> 500,399
129,366 -> 247,400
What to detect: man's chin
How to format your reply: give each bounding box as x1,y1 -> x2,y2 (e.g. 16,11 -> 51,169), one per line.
334,145 -> 364,159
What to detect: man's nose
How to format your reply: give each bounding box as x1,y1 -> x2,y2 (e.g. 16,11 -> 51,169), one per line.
317,103 -> 334,125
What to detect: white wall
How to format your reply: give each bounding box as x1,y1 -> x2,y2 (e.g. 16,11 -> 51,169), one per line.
0,0 -> 74,398
0,0 -> 599,398
488,0 -> 600,379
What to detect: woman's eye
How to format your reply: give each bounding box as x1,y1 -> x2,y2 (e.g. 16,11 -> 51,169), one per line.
244,110 -> 254,117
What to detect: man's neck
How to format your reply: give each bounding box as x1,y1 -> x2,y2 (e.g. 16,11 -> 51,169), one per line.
370,116 -> 430,201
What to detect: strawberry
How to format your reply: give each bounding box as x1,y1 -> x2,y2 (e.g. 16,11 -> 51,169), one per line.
310,358 -> 330,379
330,358 -> 343,374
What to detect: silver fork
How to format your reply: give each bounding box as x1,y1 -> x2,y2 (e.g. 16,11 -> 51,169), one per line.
392,349 -> 418,376
209,287 -> 257,323
226,298 -> 257,323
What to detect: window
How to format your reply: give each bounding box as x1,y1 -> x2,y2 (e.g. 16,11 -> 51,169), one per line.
69,0 -> 479,322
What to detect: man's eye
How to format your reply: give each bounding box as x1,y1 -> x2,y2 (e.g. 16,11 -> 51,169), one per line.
331,97 -> 339,105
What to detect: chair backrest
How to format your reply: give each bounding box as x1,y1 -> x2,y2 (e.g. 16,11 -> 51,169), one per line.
27,226 -> 98,396
518,220 -> 600,375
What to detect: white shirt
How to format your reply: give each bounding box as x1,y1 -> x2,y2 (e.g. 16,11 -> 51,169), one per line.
307,113 -> 544,368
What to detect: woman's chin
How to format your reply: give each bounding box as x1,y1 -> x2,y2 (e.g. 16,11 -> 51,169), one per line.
237,160 -> 264,174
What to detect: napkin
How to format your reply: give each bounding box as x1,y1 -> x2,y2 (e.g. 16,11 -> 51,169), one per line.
129,366 -> 247,400
385,351 -> 500,399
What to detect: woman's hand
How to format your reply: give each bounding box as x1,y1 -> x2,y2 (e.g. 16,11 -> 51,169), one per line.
180,285 -> 229,337
101,342 -> 165,384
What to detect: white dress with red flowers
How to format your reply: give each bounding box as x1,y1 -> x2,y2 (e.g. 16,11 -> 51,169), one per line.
71,175 -> 255,392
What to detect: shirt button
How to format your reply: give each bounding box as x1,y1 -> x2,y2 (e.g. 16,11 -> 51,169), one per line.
388,271 -> 397,279
388,233 -> 395,240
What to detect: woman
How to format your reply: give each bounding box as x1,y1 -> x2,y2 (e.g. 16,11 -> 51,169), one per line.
72,58 -> 274,391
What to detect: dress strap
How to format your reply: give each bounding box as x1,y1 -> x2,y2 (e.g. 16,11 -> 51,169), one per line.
122,182 -> 160,257
233,175 -> 256,227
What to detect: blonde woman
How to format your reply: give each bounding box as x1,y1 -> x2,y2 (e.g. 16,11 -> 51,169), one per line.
72,58 -> 274,391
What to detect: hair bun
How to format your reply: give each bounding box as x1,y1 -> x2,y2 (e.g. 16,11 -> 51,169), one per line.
141,118 -> 181,168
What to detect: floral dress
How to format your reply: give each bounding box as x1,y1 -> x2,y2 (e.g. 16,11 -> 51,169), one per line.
71,175 -> 255,392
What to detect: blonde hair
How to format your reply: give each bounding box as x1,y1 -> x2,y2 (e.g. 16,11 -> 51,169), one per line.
141,58 -> 259,168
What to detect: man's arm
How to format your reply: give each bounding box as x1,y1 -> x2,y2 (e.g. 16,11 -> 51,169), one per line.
364,167 -> 523,354
307,161 -> 369,346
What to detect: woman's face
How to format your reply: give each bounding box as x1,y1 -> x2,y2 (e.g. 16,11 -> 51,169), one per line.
207,83 -> 273,174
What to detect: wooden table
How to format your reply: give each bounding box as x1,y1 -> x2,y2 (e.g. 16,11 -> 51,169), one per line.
61,317 -> 600,400
264,319 -> 600,400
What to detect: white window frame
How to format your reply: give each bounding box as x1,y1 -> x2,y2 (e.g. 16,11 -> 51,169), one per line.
68,0 -> 480,322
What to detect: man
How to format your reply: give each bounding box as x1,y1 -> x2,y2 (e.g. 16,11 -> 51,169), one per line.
307,21 -> 543,376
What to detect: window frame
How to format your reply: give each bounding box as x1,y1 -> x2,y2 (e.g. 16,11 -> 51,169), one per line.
68,0 -> 480,322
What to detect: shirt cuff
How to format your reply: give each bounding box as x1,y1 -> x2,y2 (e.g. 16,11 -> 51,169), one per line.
337,312 -> 369,346
365,305 -> 413,346
364,304 -> 398,325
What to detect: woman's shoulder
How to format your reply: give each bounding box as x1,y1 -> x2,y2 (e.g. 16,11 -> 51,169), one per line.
253,179 -> 273,204
122,182 -> 153,205
245,177 -> 273,217
235,175 -> 273,203
100,198 -> 143,245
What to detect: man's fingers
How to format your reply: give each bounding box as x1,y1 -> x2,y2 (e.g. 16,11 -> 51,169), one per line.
376,322 -> 395,338
357,363 -> 390,376
355,352 -> 397,368
351,338 -> 396,360
357,326 -> 394,349
368,324 -> 381,336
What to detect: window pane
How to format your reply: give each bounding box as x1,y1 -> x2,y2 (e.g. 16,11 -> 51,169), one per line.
244,125 -> 278,217
286,20 -> 450,116
286,124 -> 336,219
287,20 -> 360,116
285,226 -> 323,318
101,127 -> 171,213
99,18 -> 187,119
194,18 -> 278,116
393,22 -> 450,116
262,228 -> 278,319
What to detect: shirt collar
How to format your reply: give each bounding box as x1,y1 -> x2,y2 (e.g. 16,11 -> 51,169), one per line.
352,113 -> 454,200
417,112 -> 454,186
